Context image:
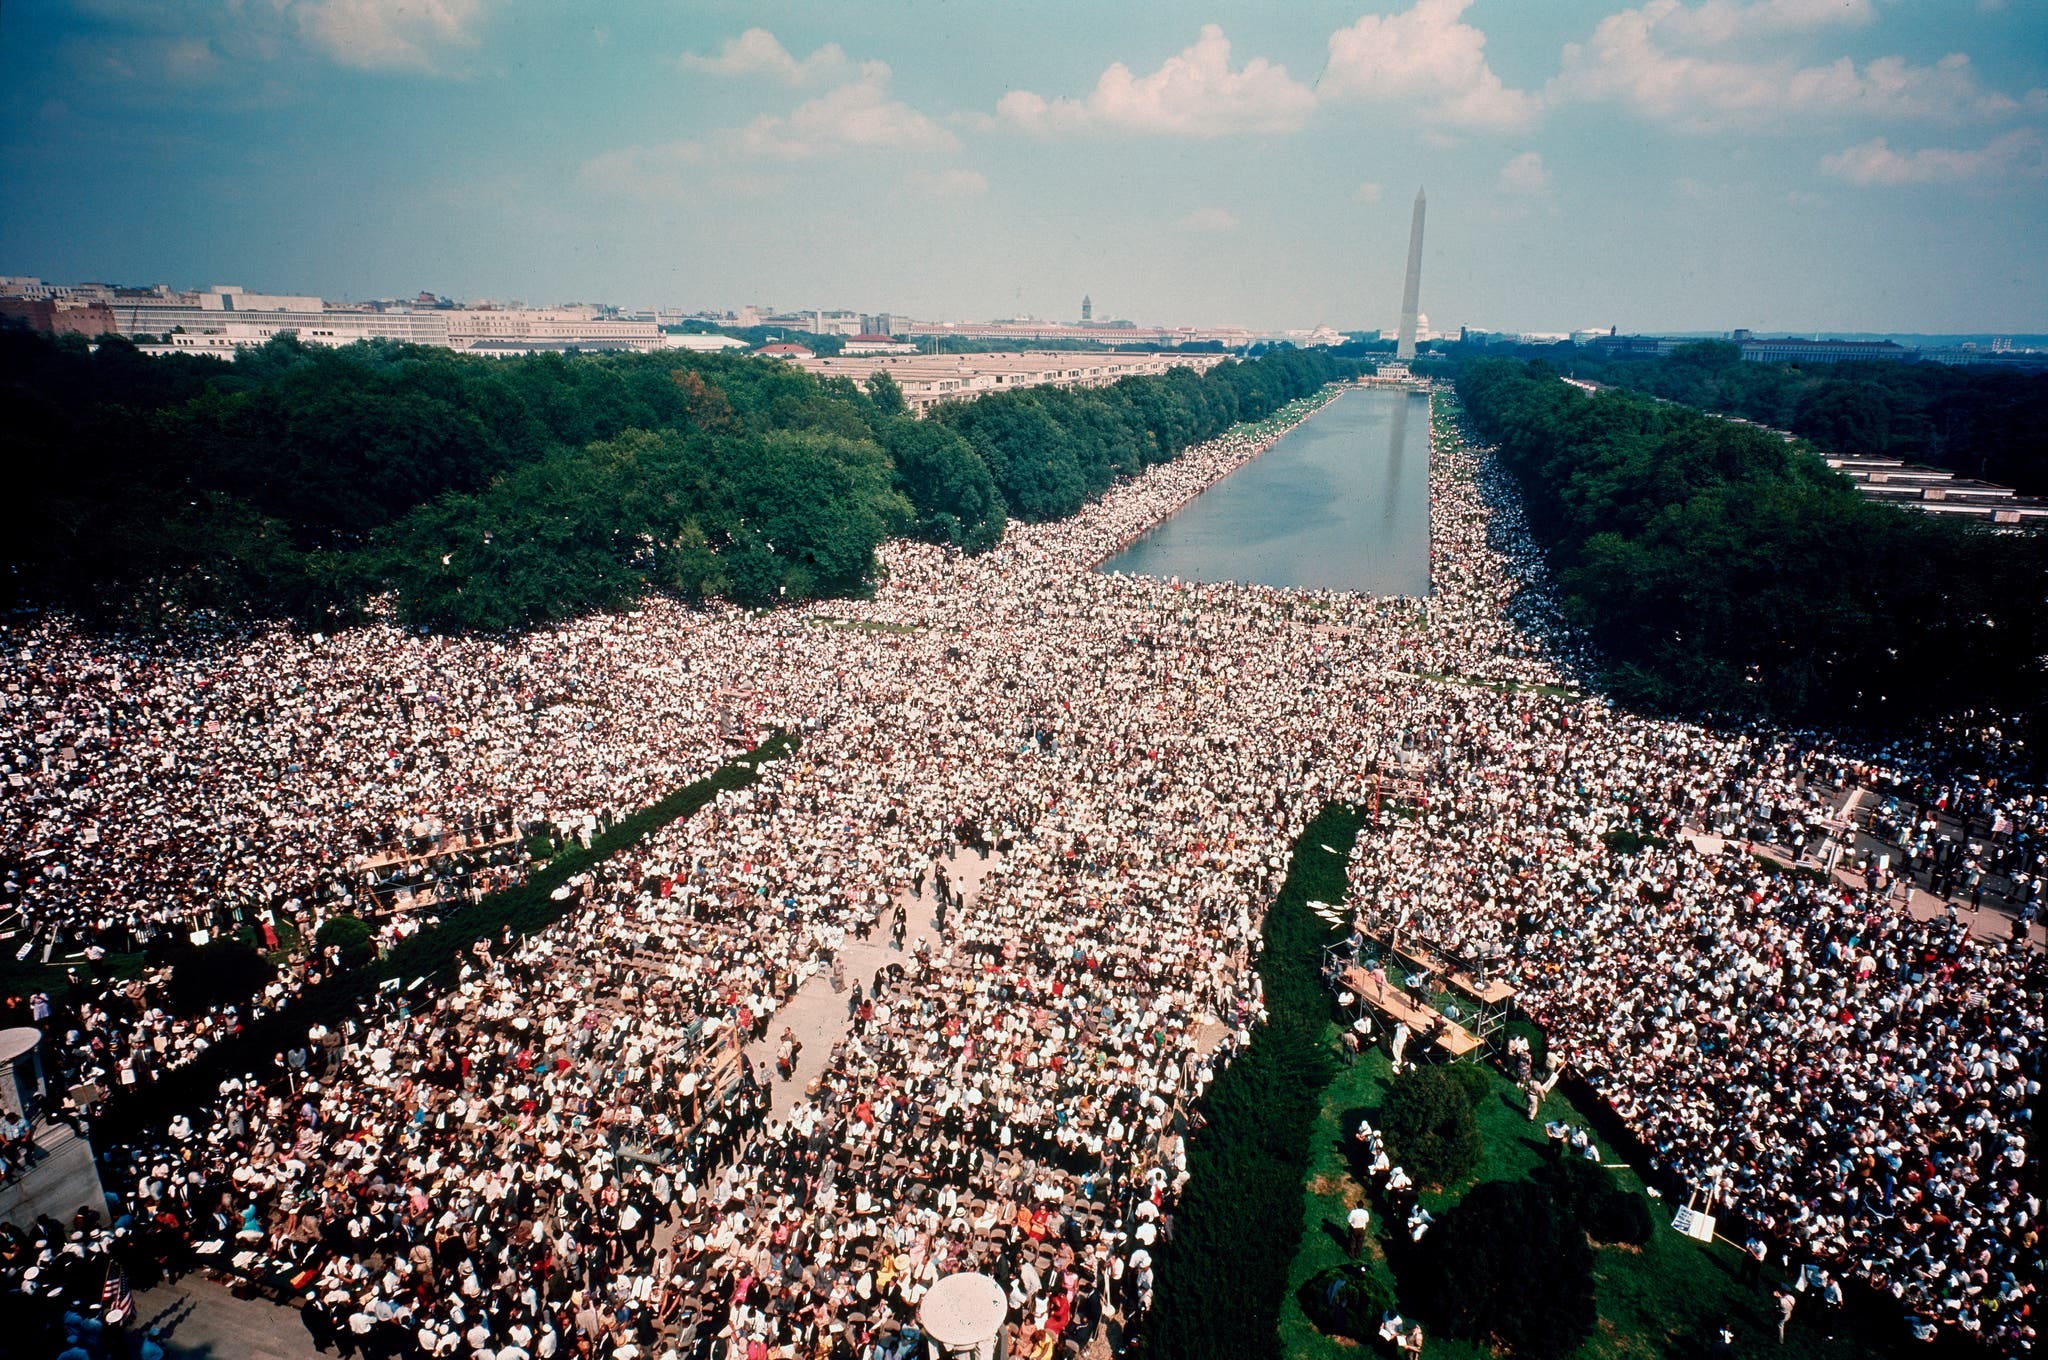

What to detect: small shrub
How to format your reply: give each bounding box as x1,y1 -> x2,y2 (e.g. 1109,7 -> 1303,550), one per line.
1446,1061 -> 1492,1109
1532,1156 -> 1654,1246
315,914 -> 376,966
1584,1186 -> 1654,1245
1301,1263 -> 1395,1342
163,941 -> 275,1015
1379,1066 -> 1482,1189
1533,1154 -> 1607,1218
1601,828 -> 1646,856
1505,1016 -> 1549,1072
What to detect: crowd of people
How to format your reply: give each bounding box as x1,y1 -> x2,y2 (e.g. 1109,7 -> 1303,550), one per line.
1345,418 -> 2042,1348
0,577 -> 874,1100
1,379 -> 2040,1357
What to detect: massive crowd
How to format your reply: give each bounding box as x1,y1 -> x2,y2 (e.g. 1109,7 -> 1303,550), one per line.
2,381 -> 2040,1358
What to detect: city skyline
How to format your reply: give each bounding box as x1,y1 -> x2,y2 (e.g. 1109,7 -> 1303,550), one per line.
3,1 -> 2046,333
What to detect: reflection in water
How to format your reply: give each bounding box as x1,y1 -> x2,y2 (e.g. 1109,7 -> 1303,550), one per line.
1384,391 -> 1410,533
1098,387 -> 1431,596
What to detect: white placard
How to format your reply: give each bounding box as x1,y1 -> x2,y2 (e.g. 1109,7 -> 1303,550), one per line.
1671,1207 -> 1716,1242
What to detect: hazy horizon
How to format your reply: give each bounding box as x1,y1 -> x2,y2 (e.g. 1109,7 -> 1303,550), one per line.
4,1 -> 2045,335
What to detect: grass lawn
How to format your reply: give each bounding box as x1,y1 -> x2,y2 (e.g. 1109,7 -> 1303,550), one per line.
0,913 -> 302,1010
1279,1047 -> 1891,1360
0,947 -> 146,1007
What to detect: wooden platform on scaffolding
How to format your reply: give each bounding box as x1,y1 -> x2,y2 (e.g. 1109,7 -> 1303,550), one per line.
1339,966 -> 1483,1059
1361,925 -> 1516,1007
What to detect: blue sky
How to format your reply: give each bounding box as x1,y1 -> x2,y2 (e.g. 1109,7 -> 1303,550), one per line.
2,0 -> 2044,333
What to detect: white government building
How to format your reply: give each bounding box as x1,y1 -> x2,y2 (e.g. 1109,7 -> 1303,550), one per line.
115,285 -> 665,358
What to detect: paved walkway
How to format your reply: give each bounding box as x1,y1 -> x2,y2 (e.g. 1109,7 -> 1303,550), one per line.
132,1278 -> 319,1360
1834,787 -> 2045,948
117,851 -> 1008,1359
745,846 -> 1003,1120
1689,826 -> 2044,950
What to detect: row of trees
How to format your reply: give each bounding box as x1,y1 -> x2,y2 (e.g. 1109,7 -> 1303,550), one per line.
1459,358 -> 2048,736
3,328 -> 1358,631
933,344 -> 1353,522
1582,340 -> 2048,495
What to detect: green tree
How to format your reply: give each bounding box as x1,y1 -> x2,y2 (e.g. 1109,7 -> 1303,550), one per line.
865,370 -> 907,418
1794,381 -> 1892,454
315,915 -> 377,967
1301,1263 -> 1395,1343
1376,1066 -> 1482,1188
882,418 -> 1006,552
163,940 -> 278,1014
1531,1155 -> 1653,1245
1458,357 -> 2048,738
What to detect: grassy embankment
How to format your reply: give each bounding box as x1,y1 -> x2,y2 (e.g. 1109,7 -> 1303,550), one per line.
1140,788 -> 1906,1359
1148,801 -> 1367,1360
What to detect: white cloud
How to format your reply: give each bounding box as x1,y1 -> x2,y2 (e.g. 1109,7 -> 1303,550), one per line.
160,37 -> 222,82
907,167 -> 988,198
1179,207 -> 1241,232
83,32 -> 224,85
295,0 -> 487,73
1354,181 -> 1384,203
63,1 -> 478,87
735,63 -> 957,158
1552,4 -> 2047,130
582,60 -> 957,201
998,25 -> 1316,137
1643,0 -> 1873,47
679,29 -> 847,86
1498,150 -> 1550,194
1320,0 -> 1540,132
1821,127 -> 2048,185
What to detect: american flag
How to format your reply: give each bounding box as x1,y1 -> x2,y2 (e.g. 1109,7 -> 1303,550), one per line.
102,1262 -> 132,1324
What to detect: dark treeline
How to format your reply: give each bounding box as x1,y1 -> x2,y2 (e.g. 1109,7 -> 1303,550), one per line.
1577,341 -> 2048,495
3,328 -> 1356,631
1458,358 -> 2048,735
932,344 -> 1353,523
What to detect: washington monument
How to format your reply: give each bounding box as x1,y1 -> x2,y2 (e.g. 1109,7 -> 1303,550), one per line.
1396,186 -> 1426,362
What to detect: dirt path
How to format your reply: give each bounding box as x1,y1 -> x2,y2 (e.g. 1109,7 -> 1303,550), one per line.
745,846 -> 1004,1120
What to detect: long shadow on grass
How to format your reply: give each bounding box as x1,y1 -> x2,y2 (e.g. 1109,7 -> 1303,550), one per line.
1336,1104 -> 1379,1167
1147,801 -> 1367,1360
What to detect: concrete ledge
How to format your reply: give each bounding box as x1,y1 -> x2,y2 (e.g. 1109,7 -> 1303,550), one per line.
0,1123 -> 106,1231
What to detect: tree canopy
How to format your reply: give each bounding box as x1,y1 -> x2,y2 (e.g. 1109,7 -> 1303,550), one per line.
1579,341 -> 2048,496
1374,1066 -> 1482,1189
1459,358 -> 2048,738
931,345 -> 1351,523
1,327 -> 1358,632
